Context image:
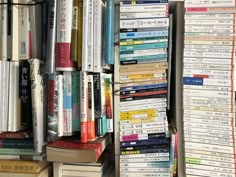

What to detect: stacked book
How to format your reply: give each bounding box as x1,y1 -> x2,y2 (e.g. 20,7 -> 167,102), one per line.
47,134 -> 114,177
119,1 -> 176,177
0,1 -> 51,176
183,0 -> 236,176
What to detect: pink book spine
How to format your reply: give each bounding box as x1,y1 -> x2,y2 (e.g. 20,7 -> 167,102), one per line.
56,0 -> 75,71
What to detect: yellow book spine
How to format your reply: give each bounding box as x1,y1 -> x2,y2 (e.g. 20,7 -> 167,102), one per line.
77,0 -> 83,67
71,0 -> 79,62
0,160 -> 49,174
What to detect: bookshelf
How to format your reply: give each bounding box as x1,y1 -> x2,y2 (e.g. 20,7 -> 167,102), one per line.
113,1 -> 184,176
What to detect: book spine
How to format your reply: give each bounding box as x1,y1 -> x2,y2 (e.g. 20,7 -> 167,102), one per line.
29,59 -> 45,154
93,0 -> 103,72
56,0 -> 74,71
80,71 -> 88,143
77,0 -> 83,68
105,0 -> 115,65
1,0 -> 7,60
70,0 -> 79,62
93,73 -> 103,136
104,74 -> 113,132
120,4 -> 168,13
87,0 -> 94,71
8,61 -> 21,132
120,0 -> 168,5
120,152 -> 169,159
0,131 -> 32,139
0,139 -> 33,149
87,75 -> 96,141
18,1 -> 29,60
63,72 -> 72,136
101,73 -> 107,135
1,61 -> 9,131
120,11 -> 168,19
57,75 -> 64,137
185,0 -> 235,8
19,61 -> 32,127
120,30 -> 168,39
72,71 -> 80,132
0,160 -> 46,174
47,73 -> 59,142
46,0 -> 57,73
82,0 -> 93,71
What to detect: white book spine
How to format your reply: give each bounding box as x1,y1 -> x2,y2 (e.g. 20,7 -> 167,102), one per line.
11,0 -> 19,61
120,102 -> 167,112
93,0 -> 103,72
1,61 -> 9,131
80,71 -> 88,142
184,14 -> 235,20
185,0 -> 235,7
63,72 -> 72,136
18,0 -> 29,60
57,75 -> 64,137
120,18 -> 169,29
183,89 -> 234,99
29,59 -> 45,154
8,62 -> 20,132
82,0 -> 89,71
120,12 -> 168,19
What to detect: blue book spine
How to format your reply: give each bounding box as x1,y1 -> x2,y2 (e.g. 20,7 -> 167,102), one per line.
120,0 -> 168,5
183,77 -> 203,86
120,54 -> 168,61
63,72 -> 73,136
120,42 -> 168,52
105,0 -> 115,64
120,30 -> 168,39
121,83 -> 168,91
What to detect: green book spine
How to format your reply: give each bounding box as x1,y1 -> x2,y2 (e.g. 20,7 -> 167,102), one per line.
72,71 -> 81,131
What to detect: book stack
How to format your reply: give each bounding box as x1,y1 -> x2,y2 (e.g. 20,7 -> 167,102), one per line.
52,145 -> 115,177
0,1 -> 52,177
183,0 -> 236,176
118,1 -> 176,177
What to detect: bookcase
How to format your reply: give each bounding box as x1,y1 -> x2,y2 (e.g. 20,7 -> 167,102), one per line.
114,1 -> 185,177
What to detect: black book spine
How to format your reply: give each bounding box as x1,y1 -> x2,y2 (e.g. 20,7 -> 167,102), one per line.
19,61 -> 32,127
93,73 -> 102,136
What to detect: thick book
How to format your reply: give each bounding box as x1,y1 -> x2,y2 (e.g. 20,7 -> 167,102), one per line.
47,134 -> 110,163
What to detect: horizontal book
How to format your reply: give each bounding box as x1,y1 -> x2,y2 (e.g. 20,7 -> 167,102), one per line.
0,158 -> 49,174
47,134 -> 109,163
0,164 -> 52,177
0,129 -> 33,139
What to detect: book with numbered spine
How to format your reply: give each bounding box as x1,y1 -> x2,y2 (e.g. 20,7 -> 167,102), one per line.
119,0 -> 176,176
183,0 -> 236,176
